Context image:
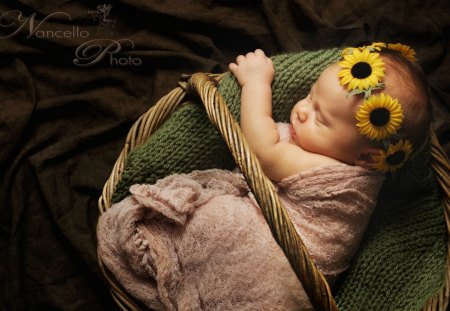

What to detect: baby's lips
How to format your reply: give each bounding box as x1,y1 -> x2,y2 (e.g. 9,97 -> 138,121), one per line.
289,124 -> 296,139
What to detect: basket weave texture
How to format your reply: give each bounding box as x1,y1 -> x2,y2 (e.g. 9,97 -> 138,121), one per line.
98,71 -> 450,311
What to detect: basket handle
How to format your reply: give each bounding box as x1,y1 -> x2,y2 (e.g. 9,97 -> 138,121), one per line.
186,72 -> 338,311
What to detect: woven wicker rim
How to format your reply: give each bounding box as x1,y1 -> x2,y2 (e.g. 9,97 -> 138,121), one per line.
97,73 -> 450,311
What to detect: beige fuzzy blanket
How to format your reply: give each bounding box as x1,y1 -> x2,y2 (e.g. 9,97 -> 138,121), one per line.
97,165 -> 383,310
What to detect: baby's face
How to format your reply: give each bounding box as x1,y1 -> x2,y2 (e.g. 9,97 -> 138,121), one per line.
289,63 -> 366,164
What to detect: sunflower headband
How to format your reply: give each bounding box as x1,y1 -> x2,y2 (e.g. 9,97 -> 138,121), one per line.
338,42 -> 417,173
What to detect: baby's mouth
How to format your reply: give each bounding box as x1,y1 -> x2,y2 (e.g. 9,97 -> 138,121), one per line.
289,123 -> 296,140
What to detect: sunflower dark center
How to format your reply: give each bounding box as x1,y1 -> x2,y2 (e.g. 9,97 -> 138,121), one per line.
351,62 -> 372,79
385,151 -> 405,166
370,108 -> 390,126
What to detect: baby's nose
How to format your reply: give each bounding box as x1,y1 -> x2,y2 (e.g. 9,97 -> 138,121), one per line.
298,107 -> 308,122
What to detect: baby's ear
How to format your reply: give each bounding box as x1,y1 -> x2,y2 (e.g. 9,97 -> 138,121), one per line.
354,147 -> 381,169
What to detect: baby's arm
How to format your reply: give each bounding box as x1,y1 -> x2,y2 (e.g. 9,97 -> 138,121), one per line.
228,50 -> 280,162
229,50 -> 338,181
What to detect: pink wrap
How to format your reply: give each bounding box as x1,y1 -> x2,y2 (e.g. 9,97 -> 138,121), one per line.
97,165 -> 383,310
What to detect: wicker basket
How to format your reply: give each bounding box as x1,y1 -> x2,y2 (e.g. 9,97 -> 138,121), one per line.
97,73 -> 450,311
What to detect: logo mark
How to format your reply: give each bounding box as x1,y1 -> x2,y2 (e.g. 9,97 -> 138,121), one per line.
73,39 -> 142,67
0,10 -> 89,39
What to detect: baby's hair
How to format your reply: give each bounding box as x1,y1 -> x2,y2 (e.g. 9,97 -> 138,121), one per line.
379,48 -> 432,150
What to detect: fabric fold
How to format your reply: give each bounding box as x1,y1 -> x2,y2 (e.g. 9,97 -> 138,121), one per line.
278,164 -> 384,278
98,165 -> 384,310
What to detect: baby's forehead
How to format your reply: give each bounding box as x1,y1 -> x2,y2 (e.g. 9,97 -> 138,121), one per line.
315,63 -> 341,90
315,64 -> 363,121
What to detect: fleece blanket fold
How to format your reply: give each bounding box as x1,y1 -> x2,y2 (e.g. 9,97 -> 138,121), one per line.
98,165 -> 383,310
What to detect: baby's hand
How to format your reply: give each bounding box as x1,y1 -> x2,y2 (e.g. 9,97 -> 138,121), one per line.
229,49 -> 274,87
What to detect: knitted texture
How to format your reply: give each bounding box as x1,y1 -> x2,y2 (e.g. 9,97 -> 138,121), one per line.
108,48 -> 447,310
333,140 -> 448,311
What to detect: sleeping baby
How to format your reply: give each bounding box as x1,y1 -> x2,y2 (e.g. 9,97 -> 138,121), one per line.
97,43 -> 431,310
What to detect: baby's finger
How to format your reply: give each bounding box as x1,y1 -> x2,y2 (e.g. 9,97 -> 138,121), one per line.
228,62 -> 238,72
246,51 -> 254,58
267,57 -> 273,66
255,49 -> 265,56
236,55 -> 245,64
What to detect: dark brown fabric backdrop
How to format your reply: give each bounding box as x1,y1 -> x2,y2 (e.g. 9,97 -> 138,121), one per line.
0,0 -> 449,310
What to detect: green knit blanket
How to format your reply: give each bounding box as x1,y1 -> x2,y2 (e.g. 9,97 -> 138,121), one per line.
111,49 -> 447,310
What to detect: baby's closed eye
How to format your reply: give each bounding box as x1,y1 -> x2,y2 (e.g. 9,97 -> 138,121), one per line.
315,116 -> 325,125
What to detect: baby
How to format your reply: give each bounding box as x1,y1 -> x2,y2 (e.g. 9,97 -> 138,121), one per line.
97,44 -> 431,310
229,47 -> 430,179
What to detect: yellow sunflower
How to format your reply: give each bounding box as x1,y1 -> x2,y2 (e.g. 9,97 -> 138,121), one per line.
371,140 -> 413,173
367,42 -> 386,51
338,48 -> 385,91
355,93 -> 404,141
341,42 -> 386,57
387,43 -> 417,62
341,47 -> 354,57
